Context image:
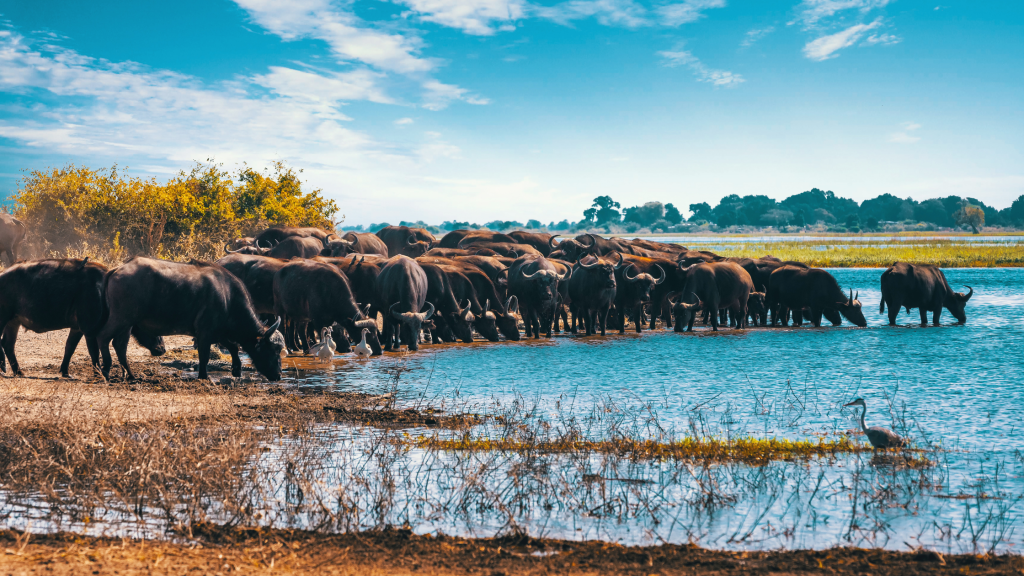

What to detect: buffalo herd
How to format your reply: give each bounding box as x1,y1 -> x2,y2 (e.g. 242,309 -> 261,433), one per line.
0,223 -> 974,382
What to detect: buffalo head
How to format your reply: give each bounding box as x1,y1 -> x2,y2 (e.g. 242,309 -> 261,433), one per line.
947,285 -> 973,324
747,291 -> 767,326
836,289 -> 867,327
321,238 -> 355,257
577,253 -> 618,289
450,300 -> 476,344
250,318 -> 286,381
670,295 -> 703,332
622,263 -> 664,302
390,301 -> 435,350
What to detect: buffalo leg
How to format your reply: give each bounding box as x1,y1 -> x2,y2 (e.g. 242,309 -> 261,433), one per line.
919,308 -> 929,326
811,308 -> 823,327
112,331 -> 134,380
1,323 -> 21,376
59,330 -> 86,378
228,344 -> 242,377
599,306 -> 609,336
617,307 -> 626,334
933,308 -> 943,325
196,340 -> 211,380
888,299 -> 901,326
634,304 -> 643,333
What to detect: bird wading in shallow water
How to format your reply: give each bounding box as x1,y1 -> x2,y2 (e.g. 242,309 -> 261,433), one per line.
354,328 -> 373,358
308,327 -> 337,363
844,398 -> 908,449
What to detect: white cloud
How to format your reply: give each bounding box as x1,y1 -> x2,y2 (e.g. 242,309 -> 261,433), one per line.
535,0 -> 725,28
655,0 -> 726,26
253,66 -> 393,106
394,117 -> 415,125
792,0 -> 892,28
422,79 -> 490,111
741,26 -> 775,47
658,48 -> 744,87
888,121 -> 921,143
394,0 -> 527,35
802,18 -> 881,60
863,32 -> 900,45
234,0 -> 434,74
534,0 -> 649,28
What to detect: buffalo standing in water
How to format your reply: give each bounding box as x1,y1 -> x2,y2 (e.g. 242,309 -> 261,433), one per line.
568,254 -> 619,336
507,255 -> 568,338
879,262 -> 973,325
98,258 -> 285,381
376,255 -> 435,351
767,266 -> 867,328
672,261 -> 753,332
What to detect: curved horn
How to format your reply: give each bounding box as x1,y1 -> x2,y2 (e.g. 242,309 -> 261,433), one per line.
389,302 -> 405,320
678,295 -> 703,311
964,285 -> 973,301
556,267 -> 571,281
420,302 -> 435,320
652,264 -> 666,285
483,299 -> 496,320
263,317 -> 282,337
225,243 -> 237,254
459,299 -> 474,320
548,235 -> 561,250
623,263 -> 639,282
849,288 -> 853,303
579,257 -> 601,269
407,234 -> 417,246
854,290 -> 859,301
613,252 -> 625,269
581,234 -> 596,247
505,295 -> 519,314
508,249 -> 518,259
522,267 -> 542,279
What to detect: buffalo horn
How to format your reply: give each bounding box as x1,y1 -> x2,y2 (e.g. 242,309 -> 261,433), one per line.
522,267 -> 541,279
420,302 -> 435,320
613,252 -> 625,269
653,264 -> 666,285
579,257 -> 600,269
508,249 -> 518,259
389,302 -> 405,320
581,234 -> 596,247
459,300 -> 474,320
264,317 -> 282,336
225,243 -> 236,254
407,234 -> 418,245
962,285 -> 974,301
548,235 -> 561,250
556,267 -> 570,281
483,299 -> 496,320
624,263 -> 639,282
505,295 -> 519,314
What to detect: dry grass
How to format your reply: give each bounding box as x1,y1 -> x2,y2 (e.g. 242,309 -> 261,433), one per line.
713,240 -> 1024,267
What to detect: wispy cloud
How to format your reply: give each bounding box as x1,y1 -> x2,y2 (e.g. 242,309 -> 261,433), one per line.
888,121 -> 921,144
658,48 -> 744,87
802,18 -> 881,60
792,0 -> 892,29
655,0 -> 726,26
863,32 -> 901,45
394,117 -> 415,125
394,0 -> 527,36
741,26 -> 775,47
534,0 -> 725,29
422,79 -> 491,111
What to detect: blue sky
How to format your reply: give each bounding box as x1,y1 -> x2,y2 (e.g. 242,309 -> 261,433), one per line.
0,0 -> 1020,225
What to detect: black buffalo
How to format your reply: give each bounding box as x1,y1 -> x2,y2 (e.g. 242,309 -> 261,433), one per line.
420,262 -> 475,343
376,256 -> 435,350
254,226 -> 336,248
508,256 -> 568,338
568,254 -> 619,336
613,256 -> 666,333
342,232 -> 390,256
438,230 -> 515,249
0,258 -> 165,378
880,262 -> 972,325
767,266 -> 867,328
376,226 -> 431,258
268,236 -> 326,260
98,258 -> 285,381
671,262 -> 753,332
507,231 -> 558,256
273,259 -> 382,354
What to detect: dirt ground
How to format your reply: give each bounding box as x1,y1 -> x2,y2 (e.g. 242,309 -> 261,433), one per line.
0,527 -> 1019,576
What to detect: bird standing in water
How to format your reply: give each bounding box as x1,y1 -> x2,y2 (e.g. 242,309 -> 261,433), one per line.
309,327 -> 337,363
354,328 -> 373,358
844,398 -> 908,449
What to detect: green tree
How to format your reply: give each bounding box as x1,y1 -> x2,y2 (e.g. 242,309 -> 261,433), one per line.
584,196 -> 621,225
622,201 -> 664,227
687,202 -> 712,223
664,203 -> 683,224
953,201 -> 985,233
1009,195 -> 1024,226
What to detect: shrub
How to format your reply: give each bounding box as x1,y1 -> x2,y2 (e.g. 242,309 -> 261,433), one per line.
13,161 -> 338,263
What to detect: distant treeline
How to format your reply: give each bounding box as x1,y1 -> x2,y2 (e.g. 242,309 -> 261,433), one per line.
343,188 -> 1022,235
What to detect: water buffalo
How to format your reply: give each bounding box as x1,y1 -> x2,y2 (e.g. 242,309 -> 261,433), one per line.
671,261 -> 753,331
676,250 -> 723,267
568,254 -> 619,336
508,256 -> 568,338
456,239 -> 542,258
98,258 -> 285,381
417,257 -> 520,341
451,255 -> 508,285
0,214 -> 27,266
224,241 -> 271,256
0,258 -> 165,378
507,231 -> 558,256
376,256 -> 435,351
254,226 -> 336,248
613,257 -> 666,334
420,262 -> 475,343
226,237 -> 258,250
377,226 -> 431,258
320,237 -> 356,257
342,232 -> 389,256
628,238 -> 685,254
767,266 -> 867,328
879,262 -> 973,325
273,260 -> 381,355
268,236 -> 326,260
439,230 -> 515,249
746,291 -> 767,327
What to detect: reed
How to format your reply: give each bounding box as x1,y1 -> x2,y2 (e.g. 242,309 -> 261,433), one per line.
712,240 -> 1024,267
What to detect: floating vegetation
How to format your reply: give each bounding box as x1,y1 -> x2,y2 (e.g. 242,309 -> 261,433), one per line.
412,434 -> 877,463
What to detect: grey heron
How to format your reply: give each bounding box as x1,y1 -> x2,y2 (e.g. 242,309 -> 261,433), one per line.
843,398 -> 908,449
